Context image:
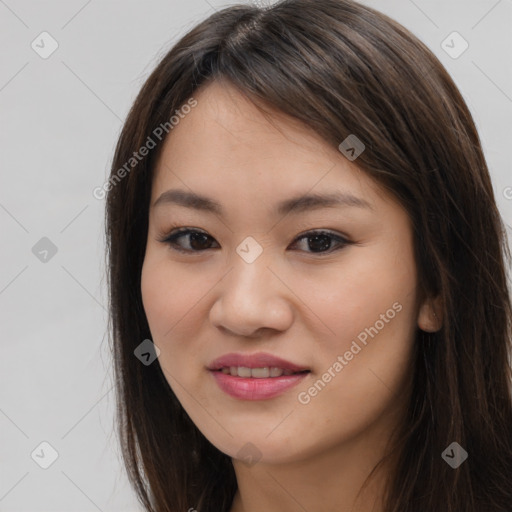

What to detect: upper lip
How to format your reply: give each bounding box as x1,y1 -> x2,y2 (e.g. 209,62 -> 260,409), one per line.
208,352 -> 309,372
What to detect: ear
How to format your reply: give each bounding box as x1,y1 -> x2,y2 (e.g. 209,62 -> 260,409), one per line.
417,294 -> 443,332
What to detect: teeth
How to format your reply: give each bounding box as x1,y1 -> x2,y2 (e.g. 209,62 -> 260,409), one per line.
238,366 -> 252,378
270,367 -> 284,377
251,367 -> 269,378
220,366 -> 300,378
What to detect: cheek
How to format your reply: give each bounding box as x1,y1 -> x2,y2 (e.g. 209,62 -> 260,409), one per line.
141,254 -> 206,339
140,253 -> 219,401
289,247 -> 416,349
288,247 -> 417,422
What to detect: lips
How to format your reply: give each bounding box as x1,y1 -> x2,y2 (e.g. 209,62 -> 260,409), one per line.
208,352 -> 310,400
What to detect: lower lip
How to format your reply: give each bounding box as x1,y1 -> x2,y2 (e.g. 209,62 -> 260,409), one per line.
210,370 -> 309,400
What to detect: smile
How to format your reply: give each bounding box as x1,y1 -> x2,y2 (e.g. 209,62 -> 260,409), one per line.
216,366 -> 308,378
208,352 -> 311,400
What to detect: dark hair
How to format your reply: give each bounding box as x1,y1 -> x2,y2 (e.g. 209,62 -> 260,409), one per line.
105,0 -> 512,510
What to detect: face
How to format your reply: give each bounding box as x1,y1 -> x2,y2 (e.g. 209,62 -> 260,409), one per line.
141,80 -> 437,465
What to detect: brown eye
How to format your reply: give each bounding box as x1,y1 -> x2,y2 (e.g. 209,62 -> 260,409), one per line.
161,229 -> 219,253
290,231 -> 351,254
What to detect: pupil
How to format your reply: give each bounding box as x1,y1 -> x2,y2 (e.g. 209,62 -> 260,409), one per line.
190,233 -> 210,250
309,234 -> 331,252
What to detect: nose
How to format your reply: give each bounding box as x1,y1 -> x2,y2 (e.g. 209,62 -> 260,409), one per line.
209,257 -> 294,338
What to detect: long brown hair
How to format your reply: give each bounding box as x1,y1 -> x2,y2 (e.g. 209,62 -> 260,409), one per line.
105,0 -> 512,510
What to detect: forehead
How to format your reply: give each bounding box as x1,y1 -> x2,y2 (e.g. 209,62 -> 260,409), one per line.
151,80 -> 385,209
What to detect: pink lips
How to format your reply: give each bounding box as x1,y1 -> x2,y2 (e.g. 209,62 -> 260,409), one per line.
208,352 -> 310,401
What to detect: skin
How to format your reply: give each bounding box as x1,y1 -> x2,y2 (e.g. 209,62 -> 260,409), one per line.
141,80 -> 442,512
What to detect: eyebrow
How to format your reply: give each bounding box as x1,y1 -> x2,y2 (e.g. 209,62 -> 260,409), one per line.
152,188 -> 374,216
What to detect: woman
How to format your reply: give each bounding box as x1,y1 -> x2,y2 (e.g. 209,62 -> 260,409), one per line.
105,0 -> 512,510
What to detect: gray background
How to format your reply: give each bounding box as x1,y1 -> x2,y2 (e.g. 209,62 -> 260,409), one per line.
0,0 -> 511,510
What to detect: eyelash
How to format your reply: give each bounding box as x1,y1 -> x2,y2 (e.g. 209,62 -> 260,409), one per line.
157,226 -> 353,256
